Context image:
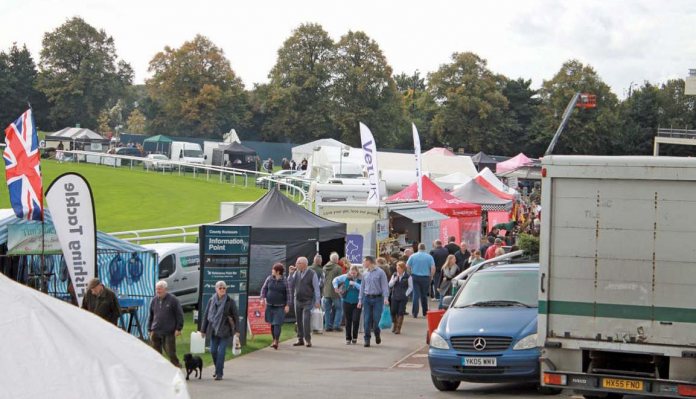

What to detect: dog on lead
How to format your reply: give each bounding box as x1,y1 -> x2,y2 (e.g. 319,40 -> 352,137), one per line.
183,353 -> 203,380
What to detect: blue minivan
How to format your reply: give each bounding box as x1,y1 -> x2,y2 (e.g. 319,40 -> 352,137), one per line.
428,263 -> 559,394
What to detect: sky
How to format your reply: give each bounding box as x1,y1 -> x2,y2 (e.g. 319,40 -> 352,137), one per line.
2,0 -> 695,98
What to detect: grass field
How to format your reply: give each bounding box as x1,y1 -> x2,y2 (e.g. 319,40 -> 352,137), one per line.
174,310 -> 296,367
0,159 -> 269,231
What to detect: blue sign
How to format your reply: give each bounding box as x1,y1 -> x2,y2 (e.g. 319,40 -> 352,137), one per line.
203,225 -> 250,255
345,234 -> 364,264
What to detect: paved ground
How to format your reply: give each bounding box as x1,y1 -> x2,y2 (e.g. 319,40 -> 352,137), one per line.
186,306 -> 646,399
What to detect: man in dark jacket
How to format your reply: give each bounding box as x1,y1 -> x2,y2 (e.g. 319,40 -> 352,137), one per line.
455,241 -> 471,270
148,280 -> 184,367
430,240 -> 450,299
289,257 -> 321,347
445,236 -> 461,255
82,278 -> 121,326
322,252 -> 344,332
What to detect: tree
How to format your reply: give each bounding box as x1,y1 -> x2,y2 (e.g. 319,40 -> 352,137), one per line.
394,70 -> 438,148
331,31 -> 406,147
528,60 -> 620,156
146,34 -> 248,137
0,44 -> 47,130
37,17 -> 132,130
502,78 -> 541,154
126,109 -> 147,133
428,52 -> 512,154
616,82 -> 661,155
261,23 -> 337,142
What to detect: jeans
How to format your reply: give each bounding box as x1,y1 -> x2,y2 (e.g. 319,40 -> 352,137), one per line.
322,297 -> 343,330
391,298 -> 408,317
271,324 -> 281,340
432,271 -> 442,299
411,275 -> 430,317
209,335 -> 230,377
362,295 -> 384,342
151,332 -> 180,367
343,302 -> 361,341
294,300 -> 313,342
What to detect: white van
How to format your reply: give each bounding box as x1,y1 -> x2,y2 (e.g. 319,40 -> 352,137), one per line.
143,243 -> 200,307
170,141 -> 205,165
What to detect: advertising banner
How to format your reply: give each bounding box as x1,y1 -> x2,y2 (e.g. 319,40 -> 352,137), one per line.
359,123 -> 380,206
412,123 -> 423,202
45,173 -> 97,307
247,296 -> 272,336
7,223 -> 62,255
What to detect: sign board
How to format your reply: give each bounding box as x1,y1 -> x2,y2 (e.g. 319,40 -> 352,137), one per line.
7,223 -> 62,255
199,225 -> 251,345
247,296 -> 272,336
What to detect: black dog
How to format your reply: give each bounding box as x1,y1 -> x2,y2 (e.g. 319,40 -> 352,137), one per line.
183,353 -> 203,380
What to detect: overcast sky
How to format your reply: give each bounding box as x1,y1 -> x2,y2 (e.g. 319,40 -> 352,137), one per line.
2,0 -> 695,97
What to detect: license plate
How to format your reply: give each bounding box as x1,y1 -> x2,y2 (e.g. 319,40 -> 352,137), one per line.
602,378 -> 644,391
462,357 -> 497,367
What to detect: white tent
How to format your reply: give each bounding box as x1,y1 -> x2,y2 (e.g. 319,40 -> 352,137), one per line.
291,138 -> 348,162
475,167 -> 518,199
0,273 -> 189,399
48,127 -> 105,140
223,128 -> 241,144
434,172 -> 472,191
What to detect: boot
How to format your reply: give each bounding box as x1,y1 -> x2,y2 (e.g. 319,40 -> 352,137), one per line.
391,314 -> 397,333
395,315 -> 404,334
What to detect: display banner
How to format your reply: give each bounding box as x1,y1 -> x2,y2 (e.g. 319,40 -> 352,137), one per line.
412,123 -> 423,202
7,223 -> 62,255
247,296 -> 272,336
359,123 -> 380,206
45,173 -> 97,307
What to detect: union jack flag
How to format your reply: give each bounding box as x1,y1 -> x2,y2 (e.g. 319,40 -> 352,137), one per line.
3,109 -> 43,221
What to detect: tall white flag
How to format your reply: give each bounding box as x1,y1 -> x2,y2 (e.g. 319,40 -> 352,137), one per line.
359,122 -> 380,206
412,123 -> 422,201
45,173 -> 97,307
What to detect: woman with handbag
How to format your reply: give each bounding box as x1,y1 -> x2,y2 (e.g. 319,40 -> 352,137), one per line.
200,280 -> 240,381
438,255 -> 459,308
332,265 -> 362,345
260,263 -> 291,350
388,261 -> 412,334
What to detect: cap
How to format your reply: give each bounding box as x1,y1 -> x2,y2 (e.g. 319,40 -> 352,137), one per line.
86,278 -> 101,290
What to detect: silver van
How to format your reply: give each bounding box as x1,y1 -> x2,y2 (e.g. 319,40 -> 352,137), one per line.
143,243 -> 200,307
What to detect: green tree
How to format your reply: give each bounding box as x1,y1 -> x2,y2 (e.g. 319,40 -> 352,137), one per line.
37,17 -> 132,130
394,70 -> 438,149
0,44 -> 47,130
146,34 -> 248,137
616,82 -> 661,155
261,23 -> 336,142
528,60 -> 620,156
330,31 -> 407,147
503,78 -> 540,154
126,108 -> 147,133
428,52 -> 512,154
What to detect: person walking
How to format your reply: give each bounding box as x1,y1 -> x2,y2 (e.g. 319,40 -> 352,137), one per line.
289,257 -> 321,347
454,242 -> 471,271
430,240 -> 449,300
82,278 -> 121,326
332,265 -> 362,344
322,252 -> 344,332
469,249 -> 484,267
148,280 -> 184,368
438,255 -> 459,308
260,263 -> 291,350
200,281 -> 240,380
445,236 -> 461,255
388,261 -> 412,334
357,256 -> 389,347
406,243 -> 435,318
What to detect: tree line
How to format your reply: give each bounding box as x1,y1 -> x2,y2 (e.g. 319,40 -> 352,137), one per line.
2,17 -> 696,157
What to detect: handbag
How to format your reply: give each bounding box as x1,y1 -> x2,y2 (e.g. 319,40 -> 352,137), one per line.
311,308 -> 324,332
232,334 -> 241,356
378,306 -> 393,330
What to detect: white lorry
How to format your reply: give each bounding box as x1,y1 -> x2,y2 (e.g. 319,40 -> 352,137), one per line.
539,156 -> 696,398
170,141 -> 205,165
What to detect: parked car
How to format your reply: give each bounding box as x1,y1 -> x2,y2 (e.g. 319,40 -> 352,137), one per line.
143,154 -> 172,171
429,262 -> 560,394
114,147 -> 143,157
143,243 -> 200,307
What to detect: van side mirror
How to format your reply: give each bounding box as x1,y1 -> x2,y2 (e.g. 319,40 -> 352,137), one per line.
204,155 -> 208,160
159,269 -> 171,279
442,296 -> 454,309
179,150 -> 183,159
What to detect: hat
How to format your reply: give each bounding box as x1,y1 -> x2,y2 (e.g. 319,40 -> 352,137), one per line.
86,278 -> 101,290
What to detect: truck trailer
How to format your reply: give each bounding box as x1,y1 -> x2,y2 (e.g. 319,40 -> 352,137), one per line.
539,156 -> 696,398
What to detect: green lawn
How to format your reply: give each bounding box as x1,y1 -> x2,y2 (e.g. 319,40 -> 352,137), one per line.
0,159 -> 268,231
174,310 -> 296,367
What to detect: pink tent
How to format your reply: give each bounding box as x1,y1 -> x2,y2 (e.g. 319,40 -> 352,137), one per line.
496,153 -> 533,174
423,147 -> 455,156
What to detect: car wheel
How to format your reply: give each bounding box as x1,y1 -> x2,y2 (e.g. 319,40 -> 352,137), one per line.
537,385 -> 563,395
431,374 -> 460,391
